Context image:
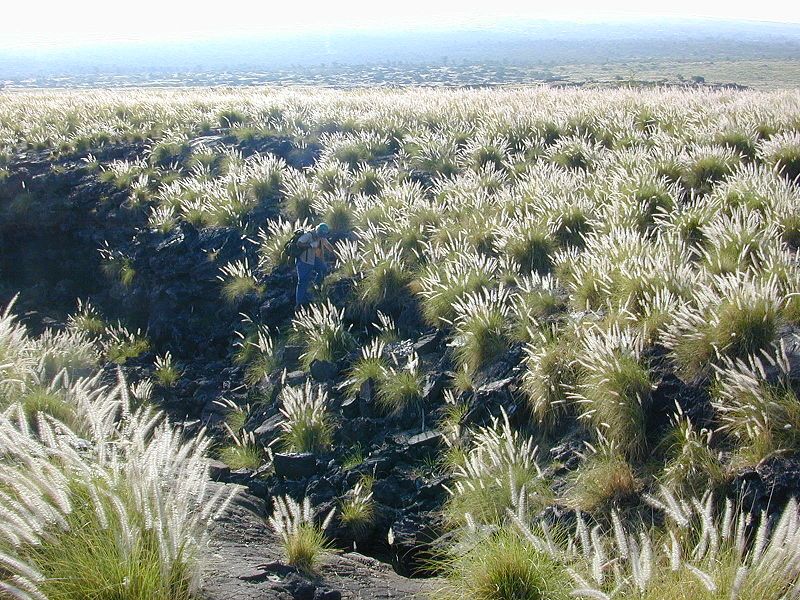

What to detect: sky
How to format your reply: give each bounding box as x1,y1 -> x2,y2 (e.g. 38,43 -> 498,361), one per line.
2,0 -> 800,51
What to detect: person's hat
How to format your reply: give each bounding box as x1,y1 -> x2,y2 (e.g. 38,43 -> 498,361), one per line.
315,223 -> 330,237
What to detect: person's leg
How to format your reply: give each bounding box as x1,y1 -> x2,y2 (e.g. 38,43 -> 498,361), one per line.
313,257 -> 328,287
296,260 -> 313,306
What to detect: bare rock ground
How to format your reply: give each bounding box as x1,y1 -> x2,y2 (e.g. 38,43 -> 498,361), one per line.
202,485 -> 439,600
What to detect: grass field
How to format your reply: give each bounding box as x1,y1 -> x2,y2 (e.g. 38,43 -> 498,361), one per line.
2,85 -> 800,599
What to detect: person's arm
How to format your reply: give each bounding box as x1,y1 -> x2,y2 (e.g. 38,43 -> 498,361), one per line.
322,238 -> 336,254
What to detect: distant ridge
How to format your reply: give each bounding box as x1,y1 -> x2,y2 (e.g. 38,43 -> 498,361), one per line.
1,18 -> 799,87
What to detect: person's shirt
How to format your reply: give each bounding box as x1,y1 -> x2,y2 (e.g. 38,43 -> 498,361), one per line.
297,232 -> 320,265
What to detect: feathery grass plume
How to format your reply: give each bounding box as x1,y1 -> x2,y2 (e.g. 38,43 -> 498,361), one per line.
0,299 -> 31,403
376,351 -> 424,417
716,127 -> 758,160
0,304 -> 237,599
565,440 -> 640,513
281,170 -> 318,220
130,378 -> 154,407
607,171 -> 678,235
233,317 -> 277,385
316,195 -> 354,234
98,241 -> 136,287
217,108 -> 247,128
313,160 -> 350,194
148,137 -> 190,168
257,217 -> 312,271
346,338 -> 388,398
31,327 -> 98,381
761,251 -> 800,324
546,136 -> 601,171
400,131 -> 460,178
417,251 -> 497,326
451,365 -> 475,394
341,444 -> 365,470
278,382 -> 333,453
711,342 -> 800,463
373,311 -> 399,343
290,300 -> 356,370
572,325 -> 653,460
321,131 -> 390,170
661,405 -> 726,496
186,144 -> 224,175
522,328 -> 578,432
709,163 -> 795,217
219,429 -> 264,470
148,204 -> 178,234
778,211 -> 800,250
340,479 -> 375,539
450,286 -> 511,374
268,495 -> 333,573
438,526 -> 571,600
244,154 -> 286,202
700,208 -> 773,275
510,274 -> 566,341
99,156 -> 151,188
67,299 -> 107,338
357,244 -> 414,312
661,201 -> 714,250
351,163 -> 391,197
565,486 -> 800,599
217,257 -> 264,302
18,383 -> 78,433
759,130 -> 800,182
439,388 -> 470,468
215,397 -> 250,434
103,324 -> 150,365
664,274 -> 784,380
153,351 -> 181,387
543,198 -> 593,249
682,145 -> 740,195
444,408 -> 549,526
461,135 -> 511,172
498,220 -> 556,276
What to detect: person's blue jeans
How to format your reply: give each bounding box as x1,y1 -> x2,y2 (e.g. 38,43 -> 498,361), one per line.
295,257 -> 328,306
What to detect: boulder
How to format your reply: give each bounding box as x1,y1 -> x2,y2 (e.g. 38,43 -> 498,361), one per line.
285,370 -> 307,387
465,376 -> 521,425
283,345 -> 304,366
388,511 -> 443,576
310,359 -> 338,382
729,453 -> 800,517
208,459 -> 231,480
422,371 -> 447,405
254,414 -> 284,446
306,476 -> 338,506
259,290 -> 295,327
340,396 -> 360,419
358,379 -> 375,416
373,475 -> 415,509
549,437 -> 584,473
274,452 -> 318,480
407,430 -> 444,450
413,331 -> 441,355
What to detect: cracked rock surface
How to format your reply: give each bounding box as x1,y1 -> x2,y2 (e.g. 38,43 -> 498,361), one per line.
202,486 -> 438,600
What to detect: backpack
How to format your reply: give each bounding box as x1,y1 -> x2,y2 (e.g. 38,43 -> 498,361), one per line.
281,229 -> 307,264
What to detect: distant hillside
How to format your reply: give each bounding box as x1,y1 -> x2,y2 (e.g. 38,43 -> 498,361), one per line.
2,18 -> 799,87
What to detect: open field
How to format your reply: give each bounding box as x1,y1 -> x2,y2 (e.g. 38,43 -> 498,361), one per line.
3,58 -> 800,89
2,86 -> 800,599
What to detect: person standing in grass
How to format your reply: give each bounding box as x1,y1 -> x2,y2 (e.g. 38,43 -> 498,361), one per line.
295,223 -> 335,307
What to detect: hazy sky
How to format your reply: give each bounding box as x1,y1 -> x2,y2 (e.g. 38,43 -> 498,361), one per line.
3,0 -> 800,50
